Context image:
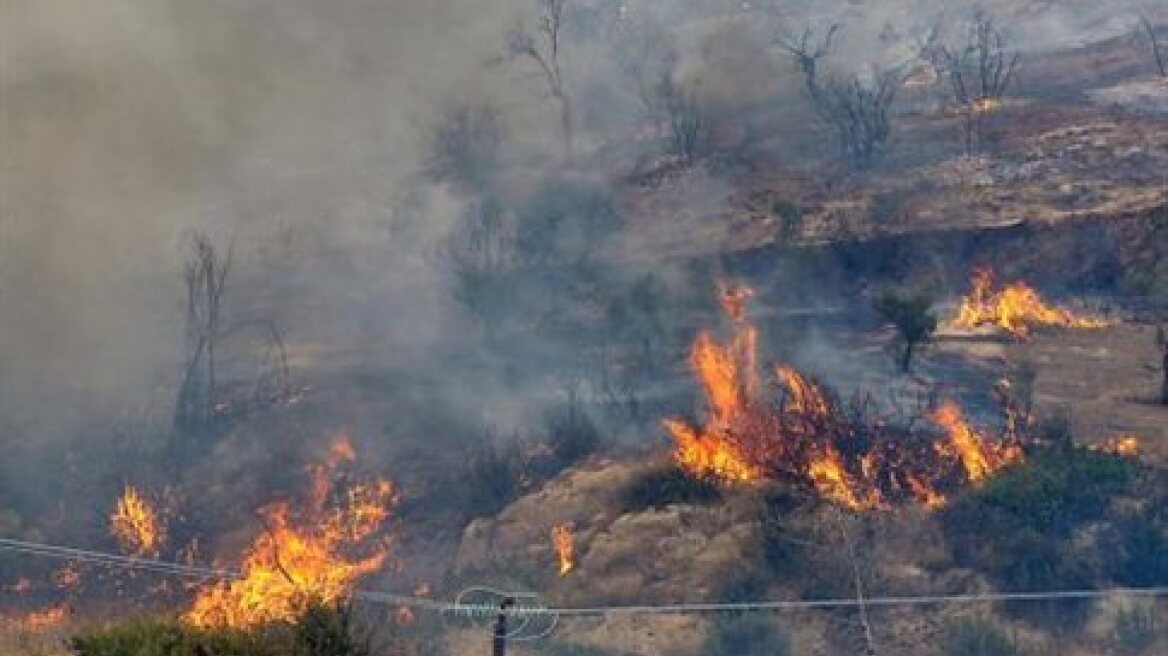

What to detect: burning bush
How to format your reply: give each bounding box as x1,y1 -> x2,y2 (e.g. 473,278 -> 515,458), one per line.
185,438 -> 396,629
663,283 -> 1023,511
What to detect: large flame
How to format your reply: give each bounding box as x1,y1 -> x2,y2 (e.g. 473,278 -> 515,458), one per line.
551,523 -> 575,576
952,268 -> 1110,338
185,436 -> 396,628
110,485 -> 164,557
665,283 -> 1025,510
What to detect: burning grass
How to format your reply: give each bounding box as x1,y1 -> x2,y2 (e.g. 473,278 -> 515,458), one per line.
950,267 -> 1112,338
664,283 -> 1026,510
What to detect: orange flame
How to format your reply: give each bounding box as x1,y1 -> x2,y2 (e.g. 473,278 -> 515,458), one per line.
952,268 -> 1111,338
931,401 -> 1022,483
665,282 -> 1025,511
551,523 -> 575,576
2,605 -> 70,634
1092,435 -> 1140,457
110,485 -> 164,557
185,437 -> 396,628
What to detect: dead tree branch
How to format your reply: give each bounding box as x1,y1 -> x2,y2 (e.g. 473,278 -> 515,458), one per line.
1139,14 -> 1167,79
776,24 -> 841,104
925,10 -> 1019,153
508,0 -> 573,154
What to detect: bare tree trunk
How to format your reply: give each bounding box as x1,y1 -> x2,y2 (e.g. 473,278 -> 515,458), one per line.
1161,349 -> 1168,405
1141,15 -> 1167,79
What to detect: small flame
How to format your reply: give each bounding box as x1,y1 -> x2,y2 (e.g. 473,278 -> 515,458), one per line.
2,605 -> 70,634
110,485 -> 164,557
1092,435 -> 1140,457
551,523 -> 575,576
53,565 -> 81,589
931,402 -> 1023,483
970,97 -> 1003,115
952,268 -> 1111,338
185,437 -> 396,628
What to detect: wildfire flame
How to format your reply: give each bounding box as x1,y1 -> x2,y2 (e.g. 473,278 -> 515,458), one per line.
931,402 -> 1023,483
110,485 -> 164,557
952,268 -> 1111,338
1,605 -> 70,634
185,436 -> 396,628
1092,435 -> 1141,457
551,523 -> 575,576
665,283 -> 1025,510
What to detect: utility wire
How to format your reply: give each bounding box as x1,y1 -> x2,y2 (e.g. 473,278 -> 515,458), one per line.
3,537 -> 1168,619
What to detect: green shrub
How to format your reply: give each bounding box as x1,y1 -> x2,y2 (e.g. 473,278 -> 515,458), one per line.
945,448 -> 1134,539
1114,604 -> 1159,655
618,464 -> 721,513
703,614 -> 790,656
69,606 -> 378,656
941,448 -> 1135,628
939,617 -> 1018,656
1104,510 -> 1168,588
69,618 -> 273,656
291,603 -> 372,656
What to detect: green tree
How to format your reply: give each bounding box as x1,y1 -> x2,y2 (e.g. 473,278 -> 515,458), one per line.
873,289 -> 938,372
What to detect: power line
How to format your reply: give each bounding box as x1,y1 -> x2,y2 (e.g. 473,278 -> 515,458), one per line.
3,537 -> 1167,619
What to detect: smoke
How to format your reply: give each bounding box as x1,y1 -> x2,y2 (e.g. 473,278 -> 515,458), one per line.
1,0 -> 1163,494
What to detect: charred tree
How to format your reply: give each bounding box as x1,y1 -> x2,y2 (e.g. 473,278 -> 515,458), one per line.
1158,326 -> 1168,406
508,0 -> 573,155
924,11 -> 1019,153
611,18 -> 678,139
173,233 -> 292,440
776,24 -> 841,106
175,233 -> 231,435
1138,15 -> 1167,79
818,71 -> 902,168
425,101 -> 505,194
657,73 -> 709,163
779,25 -> 900,167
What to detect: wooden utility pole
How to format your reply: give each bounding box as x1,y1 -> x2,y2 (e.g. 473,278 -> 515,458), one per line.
492,597 -> 516,656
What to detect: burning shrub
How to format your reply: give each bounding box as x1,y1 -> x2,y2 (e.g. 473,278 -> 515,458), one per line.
939,617 -> 1019,656
663,283 -> 1022,511
618,464 -> 722,513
